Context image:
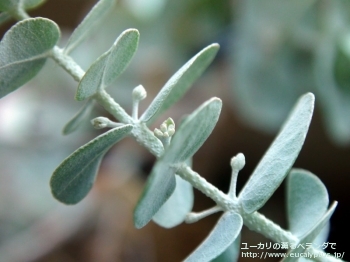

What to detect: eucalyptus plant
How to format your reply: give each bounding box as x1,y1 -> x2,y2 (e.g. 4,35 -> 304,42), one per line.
0,0 -> 344,261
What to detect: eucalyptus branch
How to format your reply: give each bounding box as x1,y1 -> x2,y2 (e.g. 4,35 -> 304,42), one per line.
94,90 -> 132,124
0,1 -> 345,261
176,164 -> 341,262
49,47 -> 85,82
49,35 -> 162,157
176,164 -> 239,213
176,163 -> 294,243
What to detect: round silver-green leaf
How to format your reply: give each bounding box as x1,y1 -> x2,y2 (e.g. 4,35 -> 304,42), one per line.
50,124 -> 132,204
184,212 -> 243,262
287,169 -> 329,238
133,161 -> 176,229
238,93 -> 314,213
76,29 -> 139,101
0,18 -> 60,98
152,175 -> 194,228
283,202 -> 337,262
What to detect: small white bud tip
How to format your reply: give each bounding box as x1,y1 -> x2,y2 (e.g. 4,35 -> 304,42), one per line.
168,126 -> 175,136
160,123 -> 167,132
132,85 -> 147,101
164,117 -> 175,127
230,153 -> 245,171
154,128 -> 163,137
91,117 -> 110,129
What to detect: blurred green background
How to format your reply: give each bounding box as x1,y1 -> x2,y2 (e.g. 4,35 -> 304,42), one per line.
0,0 -> 349,261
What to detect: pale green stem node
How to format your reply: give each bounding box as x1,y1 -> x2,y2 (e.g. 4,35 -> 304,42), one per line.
94,90 -> 132,124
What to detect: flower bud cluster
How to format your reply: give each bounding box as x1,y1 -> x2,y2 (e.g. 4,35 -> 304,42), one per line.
154,118 -> 175,139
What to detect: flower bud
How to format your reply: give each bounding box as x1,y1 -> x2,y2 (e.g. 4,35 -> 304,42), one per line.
230,153 -> 245,171
132,85 -> 147,101
91,117 -> 110,129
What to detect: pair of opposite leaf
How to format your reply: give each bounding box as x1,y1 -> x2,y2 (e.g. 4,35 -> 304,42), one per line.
136,93 -> 315,229
185,168 -> 336,262
50,40 -> 219,204
135,93 -> 336,261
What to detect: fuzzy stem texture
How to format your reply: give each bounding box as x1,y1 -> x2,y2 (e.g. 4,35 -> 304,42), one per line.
176,164 -> 342,262
49,45 -> 165,156
94,90 -> 132,124
50,47 -> 85,82
49,47 -> 132,125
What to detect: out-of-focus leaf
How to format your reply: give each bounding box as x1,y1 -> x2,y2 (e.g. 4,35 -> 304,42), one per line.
314,37 -> 350,145
76,29 -> 139,101
50,124 -> 132,204
239,93 -> 314,213
23,0 -> 44,8
134,98 -> 222,228
184,212 -> 243,262
287,169 -> 329,238
333,44 -> 350,94
232,0 -> 315,133
283,202 -> 337,262
212,234 -> 241,262
123,0 -> 167,20
0,0 -> 12,10
152,175 -> 193,228
0,18 -> 60,98
140,44 -> 219,123
0,0 -> 45,11
64,0 -> 115,54
63,99 -> 94,135
0,12 -> 11,25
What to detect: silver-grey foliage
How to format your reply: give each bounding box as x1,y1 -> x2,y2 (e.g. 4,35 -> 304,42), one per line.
0,1 -> 342,261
